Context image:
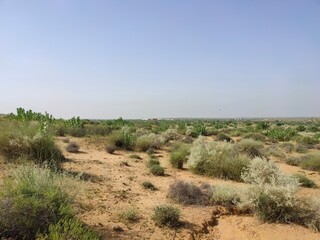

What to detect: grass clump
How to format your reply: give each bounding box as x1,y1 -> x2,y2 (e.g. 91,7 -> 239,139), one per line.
168,180 -> 211,205
65,142 -> 80,153
142,181 -> 157,190
292,173 -> 316,188
152,205 -> 181,228
0,121 -> 65,169
119,208 -> 138,223
299,153 -> 320,172
235,139 -> 264,158
169,143 -> 190,169
217,133 -> 232,142
36,217 -> 100,240
0,166 -> 74,239
150,164 -> 165,176
129,154 -> 142,160
135,133 -> 164,152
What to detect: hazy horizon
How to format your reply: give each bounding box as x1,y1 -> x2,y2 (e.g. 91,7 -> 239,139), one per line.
1,1 -> 319,119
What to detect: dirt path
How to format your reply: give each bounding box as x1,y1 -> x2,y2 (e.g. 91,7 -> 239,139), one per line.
58,137 -> 320,240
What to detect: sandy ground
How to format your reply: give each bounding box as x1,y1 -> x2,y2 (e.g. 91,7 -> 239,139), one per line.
54,137 -> 320,240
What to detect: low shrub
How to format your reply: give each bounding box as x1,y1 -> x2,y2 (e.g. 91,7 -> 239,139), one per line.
280,142 -> 294,153
168,180 -> 211,205
152,205 -> 180,227
210,185 -> 241,207
0,166 -> 73,240
142,181 -> 157,190
150,165 -> 165,176
135,133 -> 164,152
148,157 -> 160,168
235,139 -> 264,158
295,144 -> 308,153
299,153 -> 320,172
36,217 -> 100,240
169,143 -> 190,169
285,156 -> 302,166
65,142 -> 80,153
188,138 -> 250,181
292,173 -> 316,188
217,133 -> 232,142
119,208 -> 138,223
0,122 -> 65,169
242,158 -> 302,224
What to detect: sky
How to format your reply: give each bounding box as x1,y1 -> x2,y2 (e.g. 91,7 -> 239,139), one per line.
0,0 -> 319,119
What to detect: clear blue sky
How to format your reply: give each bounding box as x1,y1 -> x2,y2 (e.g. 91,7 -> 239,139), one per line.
1,0 -> 319,119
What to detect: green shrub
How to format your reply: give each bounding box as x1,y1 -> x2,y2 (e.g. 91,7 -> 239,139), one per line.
148,157 -> 160,168
129,154 -> 142,160
292,173 -> 316,188
36,218 -> 100,240
0,166 -> 73,240
0,122 -> 65,169
135,133 -> 164,151
244,133 -> 266,142
210,185 -> 241,207
299,153 -> 320,172
142,181 -> 157,190
217,133 -> 232,142
66,142 -> 80,153
150,165 -> 165,176
152,205 -> 180,227
242,158 -> 301,223
119,208 -> 138,223
168,180 -> 211,205
295,135 -> 318,145
285,156 -> 302,166
188,138 -> 250,181
267,128 -> 297,141
280,142 -> 294,153
169,143 -> 190,169
235,139 -> 264,158
107,130 -> 134,150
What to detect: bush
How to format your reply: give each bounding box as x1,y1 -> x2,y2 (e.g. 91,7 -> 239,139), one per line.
107,130 -> 134,150
148,157 -> 160,168
152,205 -> 180,227
292,173 -> 316,188
285,156 -> 302,166
119,208 -> 138,223
142,181 -> 157,190
169,143 -> 190,169
188,138 -> 250,181
299,153 -> 320,172
295,144 -> 308,153
150,165 -> 165,176
280,142 -> 294,153
210,185 -> 241,207
244,133 -> 266,142
241,158 -> 301,223
0,166 -> 73,240
295,135 -> 318,146
66,142 -> 80,153
217,133 -> 232,142
36,218 -> 100,240
235,139 -> 264,158
135,133 -> 164,151
168,180 -> 211,205
0,122 -> 65,169
267,128 -> 297,141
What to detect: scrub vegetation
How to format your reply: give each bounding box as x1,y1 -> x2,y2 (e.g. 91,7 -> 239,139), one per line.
0,108 -> 320,239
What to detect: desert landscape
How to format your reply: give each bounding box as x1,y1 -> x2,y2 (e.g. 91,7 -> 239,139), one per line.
0,109 -> 320,239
